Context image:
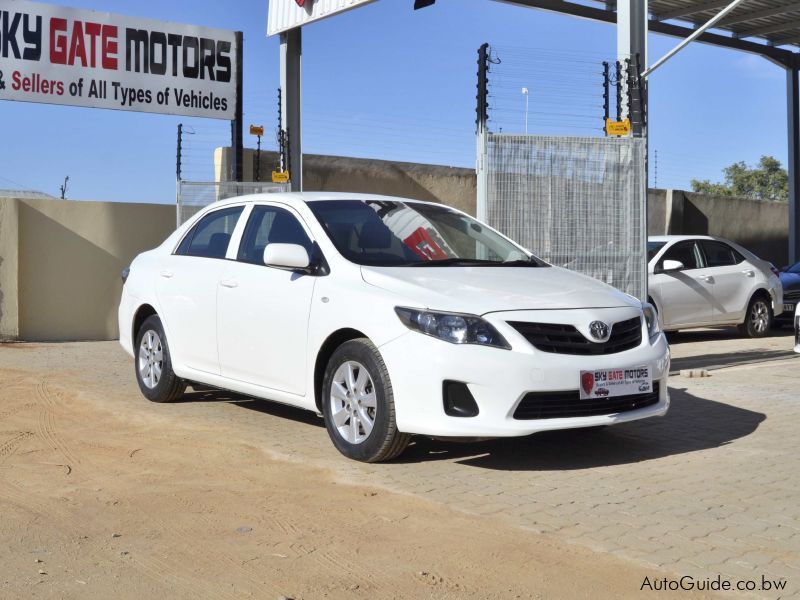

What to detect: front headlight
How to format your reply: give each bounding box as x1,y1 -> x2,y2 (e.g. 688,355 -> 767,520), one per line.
642,303 -> 660,341
394,307 -> 511,349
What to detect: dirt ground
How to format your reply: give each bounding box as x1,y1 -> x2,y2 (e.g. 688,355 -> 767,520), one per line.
0,342 -> 713,600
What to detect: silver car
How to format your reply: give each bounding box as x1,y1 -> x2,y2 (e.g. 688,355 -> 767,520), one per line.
648,235 -> 783,338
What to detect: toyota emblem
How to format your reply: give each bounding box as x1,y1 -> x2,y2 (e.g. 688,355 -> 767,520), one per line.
589,321 -> 610,341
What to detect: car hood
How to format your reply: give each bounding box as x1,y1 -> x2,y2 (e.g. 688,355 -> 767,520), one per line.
360,265 -> 639,315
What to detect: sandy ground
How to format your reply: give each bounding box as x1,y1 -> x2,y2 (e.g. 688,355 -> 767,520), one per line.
0,342 -> 713,600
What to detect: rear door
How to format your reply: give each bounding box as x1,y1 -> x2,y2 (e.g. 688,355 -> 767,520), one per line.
652,240 -> 714,328
217,204 -> 317,395
699,240 -> 752,323
156,205 -> 244,375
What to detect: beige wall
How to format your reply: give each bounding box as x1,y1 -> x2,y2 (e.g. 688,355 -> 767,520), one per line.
0,199 -> 20,341
1,197 -> 174,342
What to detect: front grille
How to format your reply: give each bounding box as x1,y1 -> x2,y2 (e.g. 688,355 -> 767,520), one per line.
513,382 -> 660,420
508,316 -> 642,355
784,289 -> 800,302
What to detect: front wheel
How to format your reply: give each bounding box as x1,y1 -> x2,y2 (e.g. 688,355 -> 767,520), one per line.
322,339 -> 410,462
135,315 -> 186,403
739,296 -> 773,338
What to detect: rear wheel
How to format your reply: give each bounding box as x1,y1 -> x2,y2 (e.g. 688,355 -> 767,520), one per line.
739,296 -> 772,338
135,315 -> 186,403
322,339 -> 410,462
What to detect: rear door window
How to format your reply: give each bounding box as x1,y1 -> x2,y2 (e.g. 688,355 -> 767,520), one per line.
700,241 -> 743,267
176,206 -> 244,259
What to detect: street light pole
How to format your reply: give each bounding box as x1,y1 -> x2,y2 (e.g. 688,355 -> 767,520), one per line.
522,87 -> 529,134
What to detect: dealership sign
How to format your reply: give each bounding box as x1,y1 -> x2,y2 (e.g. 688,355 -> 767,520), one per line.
0,0 -> 238,119
267,0 -> 378,36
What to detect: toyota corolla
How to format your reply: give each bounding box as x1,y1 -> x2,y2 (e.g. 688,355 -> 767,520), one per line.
119,193 -> 670,462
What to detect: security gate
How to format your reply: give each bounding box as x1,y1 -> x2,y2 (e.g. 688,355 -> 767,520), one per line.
480,134 -> 648,301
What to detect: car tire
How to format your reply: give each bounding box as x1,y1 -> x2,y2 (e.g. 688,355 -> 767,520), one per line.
322,338 -> 410,462
739,296 -> 773,338
135,315 -> 186,403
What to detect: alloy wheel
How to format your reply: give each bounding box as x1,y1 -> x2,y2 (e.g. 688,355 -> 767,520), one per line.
329,361 -> 377,444
138,330 -> 164,389
750,300 -> 770,334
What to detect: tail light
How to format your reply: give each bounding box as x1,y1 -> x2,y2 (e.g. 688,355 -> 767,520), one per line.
769,263 -> 780,278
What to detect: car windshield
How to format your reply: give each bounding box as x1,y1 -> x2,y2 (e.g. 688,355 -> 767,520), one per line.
308,199 -> 545,267
647,241 -> 667,262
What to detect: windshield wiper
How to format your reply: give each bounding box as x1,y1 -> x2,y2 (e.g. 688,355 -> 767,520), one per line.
408,258 -> 499,267
407,258 -> 539,267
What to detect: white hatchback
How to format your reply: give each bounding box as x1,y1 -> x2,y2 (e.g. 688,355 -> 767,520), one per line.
120,193 -> 670,462
648,235 -> 783,337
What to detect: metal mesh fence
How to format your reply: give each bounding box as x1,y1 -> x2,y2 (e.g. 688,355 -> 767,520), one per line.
176,181 -> 290,226
484,134 -> 647,300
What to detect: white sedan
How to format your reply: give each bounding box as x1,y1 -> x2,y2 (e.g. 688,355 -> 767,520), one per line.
120,193 -> 670,462
648,235 -> 783,337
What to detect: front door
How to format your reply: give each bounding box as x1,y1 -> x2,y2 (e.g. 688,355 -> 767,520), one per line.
217,205 -> 317,395
652,240 -> 714,328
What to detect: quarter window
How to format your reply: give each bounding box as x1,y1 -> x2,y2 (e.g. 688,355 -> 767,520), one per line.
176,206 -> 244,259
237,205 -> 314,265
701,241 -> 743,267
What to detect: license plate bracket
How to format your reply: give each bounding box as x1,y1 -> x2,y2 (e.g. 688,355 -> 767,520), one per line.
580,366 -> 652,400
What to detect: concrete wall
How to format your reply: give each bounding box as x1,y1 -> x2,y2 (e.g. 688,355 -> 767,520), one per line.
647,190 -> 789,266
216,149 -> 478,215
0,197 -> 174,342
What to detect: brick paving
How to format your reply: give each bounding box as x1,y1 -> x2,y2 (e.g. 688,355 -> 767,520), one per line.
3,327 -> 799,595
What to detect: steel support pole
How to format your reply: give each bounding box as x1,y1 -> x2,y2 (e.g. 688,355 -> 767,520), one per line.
617,0 -> 647,130
618,0 -> 649,301
788,62 -> 800,264
280,28 -> 303,192
231,31 -> 244,183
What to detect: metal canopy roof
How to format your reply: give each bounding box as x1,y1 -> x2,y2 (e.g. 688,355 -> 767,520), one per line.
502,1 -> 800,65
648,0 -> 800,48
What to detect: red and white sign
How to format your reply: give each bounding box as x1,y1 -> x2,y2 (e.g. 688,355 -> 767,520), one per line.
0,1 -> 238,119
267,0 -> 378,36
579,366 -> 652,400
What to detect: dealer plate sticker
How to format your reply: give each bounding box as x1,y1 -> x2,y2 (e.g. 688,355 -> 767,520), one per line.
580,367 -> 651,400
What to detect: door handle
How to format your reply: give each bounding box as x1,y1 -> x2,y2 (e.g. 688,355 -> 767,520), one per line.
742,270 -> 755,277
694,274 -> 713,282
220,279 -> 239,288
159,270 -> 173,279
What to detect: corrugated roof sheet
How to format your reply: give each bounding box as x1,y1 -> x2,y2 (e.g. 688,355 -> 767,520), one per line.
648,1 -> 800,49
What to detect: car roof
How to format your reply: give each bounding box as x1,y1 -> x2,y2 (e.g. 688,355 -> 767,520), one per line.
208,191 -> 442,210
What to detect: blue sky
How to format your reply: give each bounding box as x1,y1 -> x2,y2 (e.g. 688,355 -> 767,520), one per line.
0,0 -> 790,203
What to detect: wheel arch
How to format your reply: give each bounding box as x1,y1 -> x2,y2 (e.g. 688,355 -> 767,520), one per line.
132,303 -> 158,345
749,287 -> 773,309
313,328 -> 370,413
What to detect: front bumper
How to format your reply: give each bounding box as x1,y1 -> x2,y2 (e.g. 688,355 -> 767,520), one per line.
795,307 -> 800,354
380,307 -> 670,437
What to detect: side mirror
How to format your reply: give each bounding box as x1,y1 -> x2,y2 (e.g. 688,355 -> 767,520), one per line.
662,259 -> 685,273
263,243 -> 310,271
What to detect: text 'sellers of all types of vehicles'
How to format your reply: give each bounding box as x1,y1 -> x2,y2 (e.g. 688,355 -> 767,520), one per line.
119,193 -> 670,462
647,235 -> 783,337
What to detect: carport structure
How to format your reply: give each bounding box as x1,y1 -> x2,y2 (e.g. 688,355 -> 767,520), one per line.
269,0 -> 800,262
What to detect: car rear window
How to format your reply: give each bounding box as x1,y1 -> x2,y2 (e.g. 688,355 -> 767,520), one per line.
176,206 -> 244,259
